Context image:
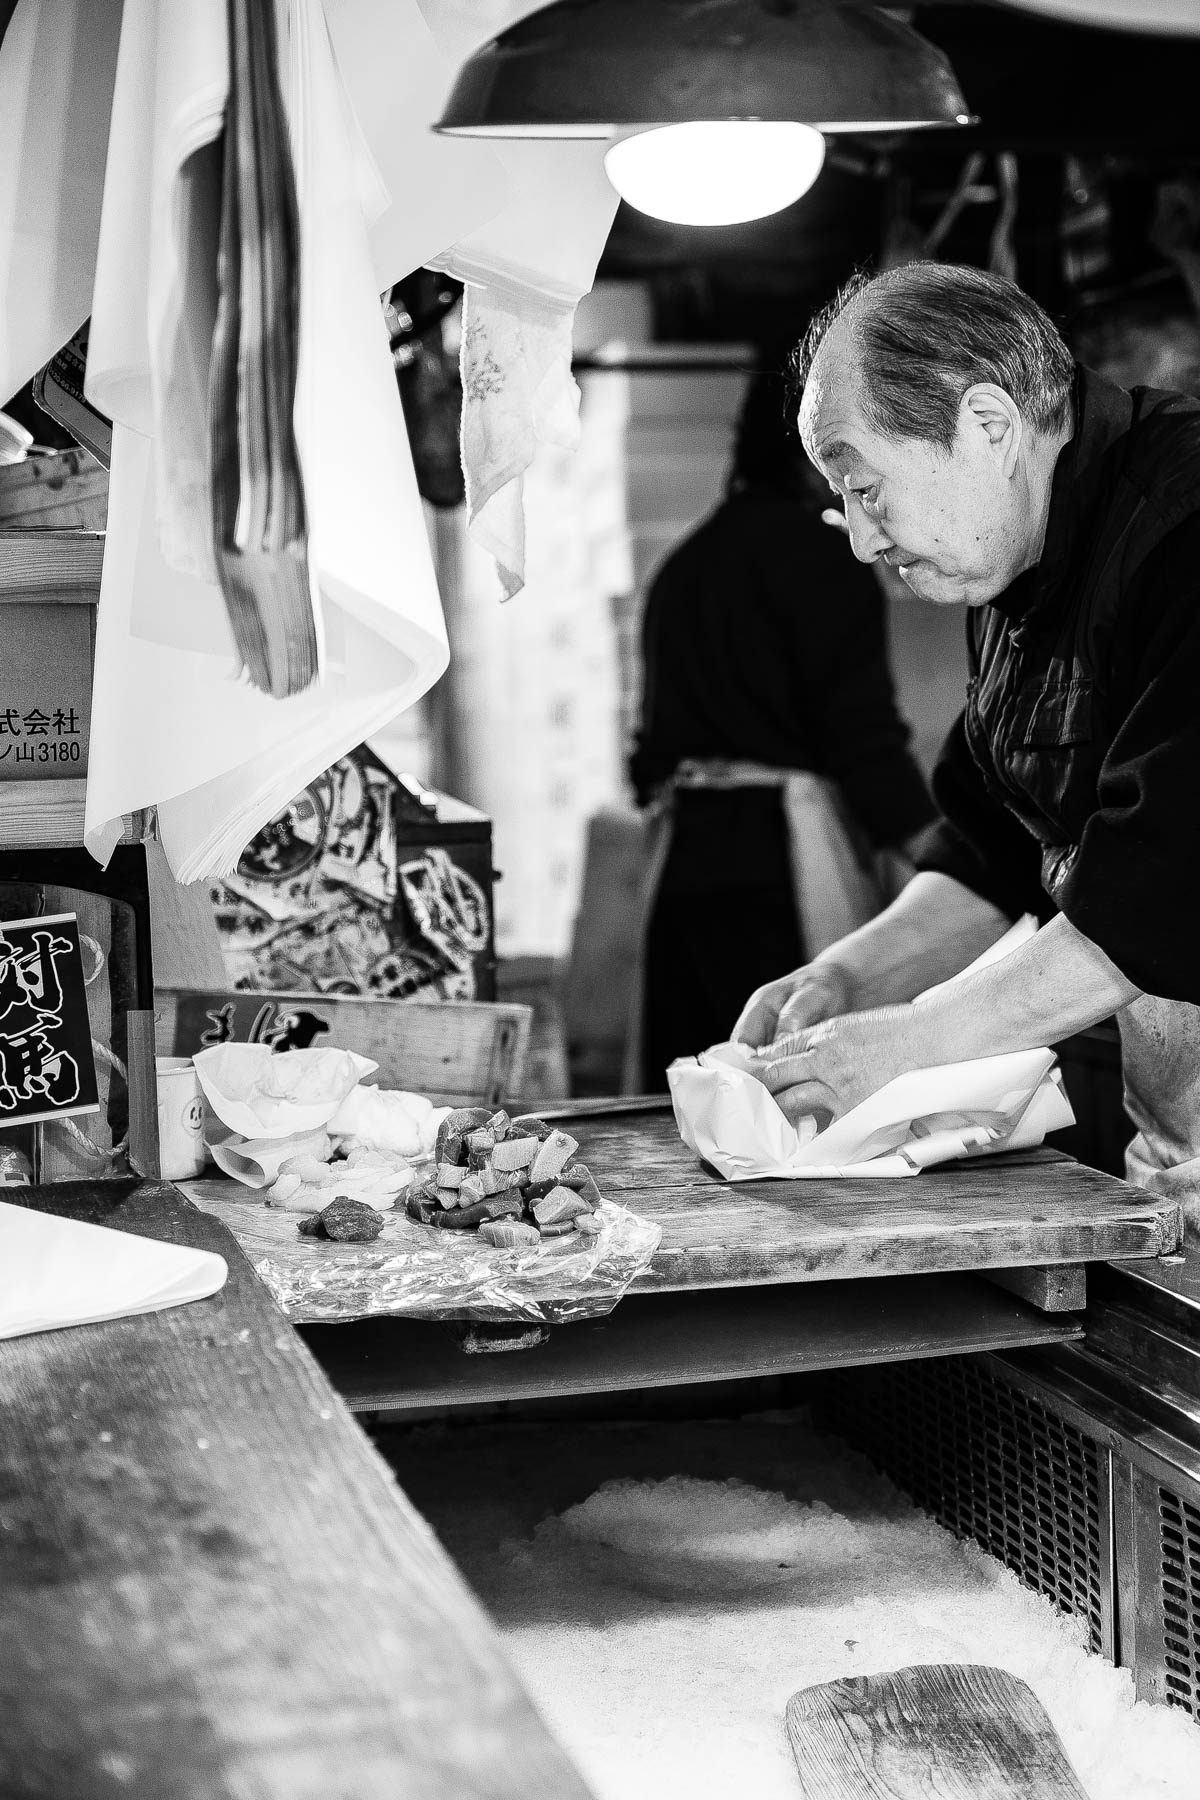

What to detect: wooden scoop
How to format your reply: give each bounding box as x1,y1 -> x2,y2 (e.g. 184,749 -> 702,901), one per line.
785,1663 -> 1090,1799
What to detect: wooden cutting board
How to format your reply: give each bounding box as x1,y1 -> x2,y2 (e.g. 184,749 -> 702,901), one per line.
785,1663 -> 1090,1798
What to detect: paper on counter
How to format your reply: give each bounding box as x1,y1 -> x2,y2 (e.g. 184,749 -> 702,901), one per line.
330,1084 -> 449,1157
668,916 -> 1075,1180
669,1040 -> 1073,1181
0,1200 -> 227,1340
194,1043 -> 377,1140
208,1126 -> 333,1188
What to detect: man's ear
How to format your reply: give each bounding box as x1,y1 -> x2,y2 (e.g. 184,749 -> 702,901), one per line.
961,383 -> 1022,476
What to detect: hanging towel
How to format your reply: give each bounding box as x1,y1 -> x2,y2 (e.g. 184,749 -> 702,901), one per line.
83,0 -> 450,878
417,13 -> 621,600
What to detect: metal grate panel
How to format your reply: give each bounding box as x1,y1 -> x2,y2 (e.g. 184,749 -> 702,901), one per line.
821,1358 -> 1106,1654
1158,1487 -> 1200,1718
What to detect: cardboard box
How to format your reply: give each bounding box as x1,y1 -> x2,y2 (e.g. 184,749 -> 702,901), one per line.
211,749 -> 497,1002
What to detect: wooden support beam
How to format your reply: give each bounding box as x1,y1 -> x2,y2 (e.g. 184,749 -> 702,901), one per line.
983,1264 -> 1087,1313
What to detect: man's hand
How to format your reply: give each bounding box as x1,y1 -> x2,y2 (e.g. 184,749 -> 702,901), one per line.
751,913 -> 1144,1130
753,1007 -> 918,1127
732,961 -> 853,1049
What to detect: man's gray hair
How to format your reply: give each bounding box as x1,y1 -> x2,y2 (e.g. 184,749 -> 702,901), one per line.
787,262 -> 1075,450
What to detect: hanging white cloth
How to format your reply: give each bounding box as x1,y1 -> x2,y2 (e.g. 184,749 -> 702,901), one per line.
322,0 -> 510,292
0,0 -> 614,873
85,0 -> 227,577
0,0 -> 122,403
429,133 -> 621,598
82,0 -> 449,878
417,1 -> 620,599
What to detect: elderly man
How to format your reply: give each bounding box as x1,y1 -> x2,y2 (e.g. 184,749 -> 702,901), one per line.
734,260 -> 1200,1223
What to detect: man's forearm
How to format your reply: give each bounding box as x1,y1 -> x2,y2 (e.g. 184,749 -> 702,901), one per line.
910,911 -> 1142,1062
815,871 -> 1013,1008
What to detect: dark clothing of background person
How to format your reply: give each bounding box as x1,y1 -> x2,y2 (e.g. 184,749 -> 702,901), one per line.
630,485 -> 936,1086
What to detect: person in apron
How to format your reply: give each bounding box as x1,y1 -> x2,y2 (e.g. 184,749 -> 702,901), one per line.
734,261 -> 1200,1233
628,368 -> 935,1090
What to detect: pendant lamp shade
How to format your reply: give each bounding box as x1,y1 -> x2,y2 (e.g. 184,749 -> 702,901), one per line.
433,0 -> 971,138
605,121 -> 827,225
1000,0 -> 1200,30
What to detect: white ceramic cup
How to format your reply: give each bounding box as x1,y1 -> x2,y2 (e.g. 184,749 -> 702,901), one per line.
156,1056 -> 209,1181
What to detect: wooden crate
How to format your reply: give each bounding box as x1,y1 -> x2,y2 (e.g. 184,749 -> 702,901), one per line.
0,529 -> 101,849
0,448 -> 108,531
155,988 -> 532,1109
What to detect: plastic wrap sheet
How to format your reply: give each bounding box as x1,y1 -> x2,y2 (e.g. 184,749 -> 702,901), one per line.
196,1187 -> 661,1325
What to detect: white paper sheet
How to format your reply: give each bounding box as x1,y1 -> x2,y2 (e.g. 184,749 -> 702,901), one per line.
0,1200 -> 227,1340
86,0 -> 227,577
417,0 -> 621,598
193,1042 -> 377,1139
83,0 -> 452,879
0,0 -> 122,402
84,425 -> 450,877
668,917 -> 1076,1179
322,0 -> 510,291
668,1041 -> 1074,1180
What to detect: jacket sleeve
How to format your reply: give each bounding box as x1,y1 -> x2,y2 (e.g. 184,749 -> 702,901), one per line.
1055,525 -> 1200,1000
916,710 -> 1052,923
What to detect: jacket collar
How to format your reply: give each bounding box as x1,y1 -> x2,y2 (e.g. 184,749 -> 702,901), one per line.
987,365 -> 1134,626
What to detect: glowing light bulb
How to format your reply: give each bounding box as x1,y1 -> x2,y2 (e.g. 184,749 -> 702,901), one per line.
603,121 -> 826,226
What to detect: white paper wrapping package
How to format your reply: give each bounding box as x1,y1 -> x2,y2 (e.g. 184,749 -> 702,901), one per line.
0,1201 -> 227,1340
667,917 -> 1076,1180
194,1044 -> 377,1140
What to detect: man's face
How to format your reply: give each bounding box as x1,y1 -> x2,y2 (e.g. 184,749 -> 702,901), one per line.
799,325 -> 1033,607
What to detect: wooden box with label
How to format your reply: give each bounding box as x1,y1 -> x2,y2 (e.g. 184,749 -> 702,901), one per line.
0,529 -> 100,851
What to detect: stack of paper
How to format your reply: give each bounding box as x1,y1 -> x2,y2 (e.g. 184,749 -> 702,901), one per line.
0,1200 -> 227,1339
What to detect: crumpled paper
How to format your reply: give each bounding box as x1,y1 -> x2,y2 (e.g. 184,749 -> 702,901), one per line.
668,1040 -> 1073,1180
208,1126 -> 334,1189
194,1043 -> 377,1140
329,1084 -> 450,1158
668,916 -> 1075,1180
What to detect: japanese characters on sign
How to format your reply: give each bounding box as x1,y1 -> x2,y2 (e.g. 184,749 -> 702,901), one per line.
0,593 -> 94,785
0,705 -> 83,769
0,913 -> 100,1127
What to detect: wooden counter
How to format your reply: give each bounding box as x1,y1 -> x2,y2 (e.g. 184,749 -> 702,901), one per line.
181,1108 -> 1183,1318
179,1106 -> 1181,1415
0,1180 -> 592,1800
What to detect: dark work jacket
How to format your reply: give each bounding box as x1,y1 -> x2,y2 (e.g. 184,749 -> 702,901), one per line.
631,489 -> 935,894
919,366 -> 1200,1002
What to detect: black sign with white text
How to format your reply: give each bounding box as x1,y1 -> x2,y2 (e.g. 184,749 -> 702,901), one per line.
0,913 -> 99,1126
